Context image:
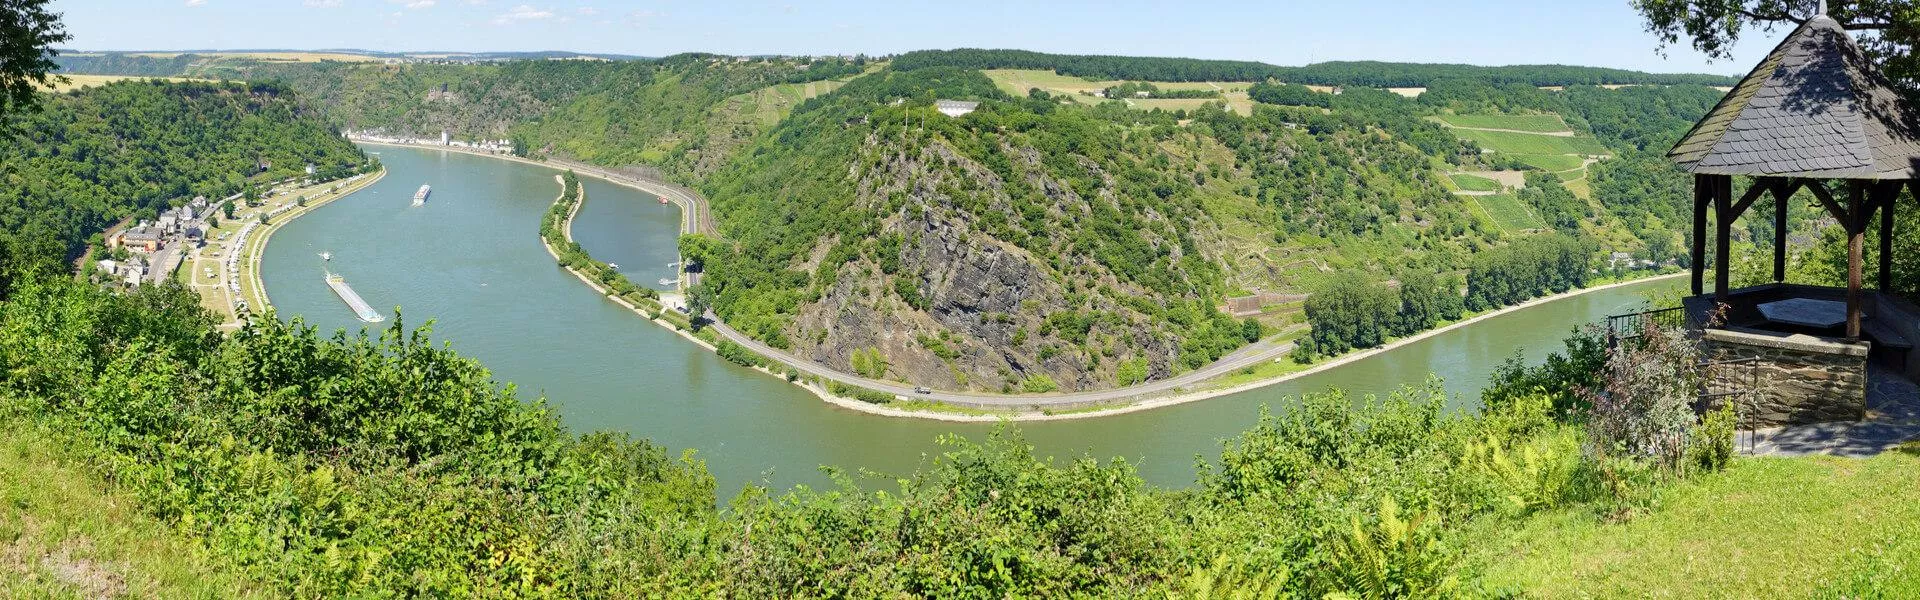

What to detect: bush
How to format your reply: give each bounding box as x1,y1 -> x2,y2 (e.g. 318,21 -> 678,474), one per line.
1584,323 -> 1703,468
1020,373 -> 1060,393
1689,404 -> 1737,474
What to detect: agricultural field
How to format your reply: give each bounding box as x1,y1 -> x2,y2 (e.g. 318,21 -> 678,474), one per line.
1509,153 -> 1589,172
984,69 -> 1253,114
39,74 -> 212,92
1435,113 -> 1571,133
730,77 -> 852,127
1436,112 -> 1609,200
1451,173 -> 1502,192
1474,192 -> 1547,231
1454,128 -> 1610,156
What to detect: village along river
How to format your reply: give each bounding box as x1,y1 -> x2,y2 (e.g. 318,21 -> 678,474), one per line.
263,145 -> 1682,494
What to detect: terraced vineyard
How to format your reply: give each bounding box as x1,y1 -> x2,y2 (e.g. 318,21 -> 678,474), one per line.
1475,192 -> 1548,231
1438,112 -> 1609,219
1451,173 -> 1502,192
1453,128 -> 1610,155
1436,113 -> 1571,133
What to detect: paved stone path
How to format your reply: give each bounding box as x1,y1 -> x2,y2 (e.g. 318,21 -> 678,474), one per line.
1747,364 -> 1920,456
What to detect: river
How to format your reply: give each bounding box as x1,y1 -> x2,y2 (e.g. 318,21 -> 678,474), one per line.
262,145 -> 1681,494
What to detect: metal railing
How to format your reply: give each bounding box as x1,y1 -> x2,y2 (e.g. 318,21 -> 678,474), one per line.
1605,306 -> 1686,347
1699,357 -> 1763,455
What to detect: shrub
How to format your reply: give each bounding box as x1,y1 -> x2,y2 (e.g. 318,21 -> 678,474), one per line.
1584,323 -> 1702,468
1020,373 -> 1060,393
1689,404 -> 1737,474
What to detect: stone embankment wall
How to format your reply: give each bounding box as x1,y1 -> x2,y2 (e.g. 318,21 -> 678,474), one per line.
1703,328 -> 1868,427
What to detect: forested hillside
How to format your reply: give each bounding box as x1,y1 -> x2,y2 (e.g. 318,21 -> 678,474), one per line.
0,80 -> 365,290
682,66 -> 1521,392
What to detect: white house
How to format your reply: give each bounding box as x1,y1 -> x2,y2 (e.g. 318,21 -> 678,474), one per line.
935,100 -> 979,118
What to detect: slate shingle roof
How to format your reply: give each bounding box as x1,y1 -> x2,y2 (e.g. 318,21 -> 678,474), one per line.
1670,15 -> 1920,179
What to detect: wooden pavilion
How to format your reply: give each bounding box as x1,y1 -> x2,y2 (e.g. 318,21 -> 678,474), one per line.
1668,12 -> 1920,426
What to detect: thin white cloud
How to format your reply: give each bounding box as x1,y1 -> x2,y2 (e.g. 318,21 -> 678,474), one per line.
397,0 -> 436,8
185,0 -> 206,6
304,0 -> 343,6
626,8 -> 662,26
492,4 -> 554,25
576,6 -> 598,16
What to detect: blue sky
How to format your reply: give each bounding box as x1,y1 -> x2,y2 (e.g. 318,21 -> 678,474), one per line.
54,0 -> 1793,74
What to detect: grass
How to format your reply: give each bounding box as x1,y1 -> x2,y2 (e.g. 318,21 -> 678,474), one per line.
1451,173 -> 1502,192
1563,175 -> 1592,199
1475,193 -> 1547,230
1204,355 -> 1316,389
1455,129 -> 1610,156
0,423 -> 265,598
1436,113 -> 1571,133
1509,153 -> 1588,172
1473,450 -> 1920,597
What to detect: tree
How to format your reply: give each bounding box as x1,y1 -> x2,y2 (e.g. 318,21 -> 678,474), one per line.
1303,273 -> 1400,356
0,0 -> 68,124
1634,0 -> 1920,87
686,283 -> 714,326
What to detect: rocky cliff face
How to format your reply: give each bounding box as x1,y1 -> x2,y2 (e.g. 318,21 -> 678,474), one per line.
785,135 -> 1191,392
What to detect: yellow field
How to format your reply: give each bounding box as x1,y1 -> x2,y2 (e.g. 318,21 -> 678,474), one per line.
984,69 -> 1254,115
41,74 -> 212,92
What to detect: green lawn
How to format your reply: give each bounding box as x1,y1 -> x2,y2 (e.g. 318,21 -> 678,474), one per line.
1473,450 -> 1920,598
1456,129 -> 1611,156
1475,193 -> 1547,230
0,424 -> 265,598
1451,173 -> 1502,192
1437,113 -> 1572,133
1509,153 -> 1588,172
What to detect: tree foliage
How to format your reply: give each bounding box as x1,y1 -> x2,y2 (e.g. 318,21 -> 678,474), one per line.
1633,0 -> 1920,88
1465,234 -> 1597,310
0,80 -> 364,294
0,0 -> 68,124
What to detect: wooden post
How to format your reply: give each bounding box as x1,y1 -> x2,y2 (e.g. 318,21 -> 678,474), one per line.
1692,174 -> 1710,296
1847,181 -> 1866,340
1714,175 -> 1733,300
1774,180 -> 1790,283
1881,182 -> 1897,291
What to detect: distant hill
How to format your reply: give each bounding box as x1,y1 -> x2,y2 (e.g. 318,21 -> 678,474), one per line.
49,49 -> 654,77
893,49 -> 1737,87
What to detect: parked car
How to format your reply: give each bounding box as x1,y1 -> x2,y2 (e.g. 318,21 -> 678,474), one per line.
913,386 -> 931,394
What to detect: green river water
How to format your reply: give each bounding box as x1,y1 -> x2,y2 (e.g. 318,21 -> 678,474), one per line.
262,145 -> 1681,494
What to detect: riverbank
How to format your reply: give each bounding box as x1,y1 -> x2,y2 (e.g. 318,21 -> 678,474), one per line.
177,168 -> 385,327
346,138 -> 1682,422
242,171 -> 385,312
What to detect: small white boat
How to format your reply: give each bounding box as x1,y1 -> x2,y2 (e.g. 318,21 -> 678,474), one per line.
658,278 -> 676,286
412,184 -> 431,206
608,262 -> 619,269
